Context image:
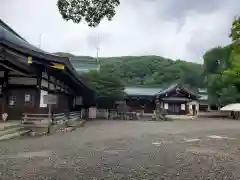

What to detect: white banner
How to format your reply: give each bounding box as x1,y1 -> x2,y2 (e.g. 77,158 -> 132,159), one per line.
89,107 -> 96,119
40,90 -> 48,107
181,104 -> 186,110
164,103 -> 168,110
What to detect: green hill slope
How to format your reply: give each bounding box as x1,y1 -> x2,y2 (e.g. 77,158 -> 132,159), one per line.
99,56 -> 204,88
54,53 -> 204,88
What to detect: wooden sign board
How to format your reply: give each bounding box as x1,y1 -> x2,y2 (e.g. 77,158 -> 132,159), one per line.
43,94 -> 57,105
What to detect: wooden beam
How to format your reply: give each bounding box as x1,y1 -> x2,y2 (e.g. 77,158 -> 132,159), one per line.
35,71 -> 42,112
1,70 -> 8,113
0,61 -> 29,76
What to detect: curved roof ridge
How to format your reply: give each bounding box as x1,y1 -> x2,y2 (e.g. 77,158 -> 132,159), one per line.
0,19 -> 94,92
0,19 -> 26,41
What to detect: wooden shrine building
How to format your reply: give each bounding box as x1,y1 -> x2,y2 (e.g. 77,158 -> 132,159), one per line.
0,19 -> 95,120
156,84 -> 199,115
124,87 -> 161,113
125,84 -> 200,115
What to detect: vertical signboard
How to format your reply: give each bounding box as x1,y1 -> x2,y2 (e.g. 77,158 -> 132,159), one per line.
40,90 -> 48,107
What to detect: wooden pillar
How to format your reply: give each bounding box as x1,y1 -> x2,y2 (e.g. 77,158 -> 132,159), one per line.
2,70 -> 9,115
47,68 -> 52,117
35,71 -> 42,113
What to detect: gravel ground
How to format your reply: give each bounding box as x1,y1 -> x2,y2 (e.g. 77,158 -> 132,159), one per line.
1,119 -> 240,179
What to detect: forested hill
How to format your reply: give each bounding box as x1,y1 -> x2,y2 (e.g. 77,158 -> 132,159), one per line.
99,56 -> 204,88
55,53 -> 205,88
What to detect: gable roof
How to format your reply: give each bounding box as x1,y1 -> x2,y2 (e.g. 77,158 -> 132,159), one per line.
124,84 -> 200,97
156,84 -> 198,97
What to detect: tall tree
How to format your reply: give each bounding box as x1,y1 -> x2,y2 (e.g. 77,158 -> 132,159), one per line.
223,17 -> 240,91
204,16 -> 240,106
82,70 -> 125,98
57,0 -> 120,27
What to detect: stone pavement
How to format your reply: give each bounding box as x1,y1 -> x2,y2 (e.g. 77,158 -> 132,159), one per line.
1,119 -> 240,179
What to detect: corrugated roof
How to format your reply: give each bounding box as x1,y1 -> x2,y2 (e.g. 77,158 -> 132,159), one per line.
125,87 -> 162,96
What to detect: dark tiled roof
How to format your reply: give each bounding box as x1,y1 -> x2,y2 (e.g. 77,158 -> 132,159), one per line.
161,97 -> 192,101
0,19 -> 26,41
125,84 -> 199,97
125,87 -> 162,96
0,20 -> 66,63
0,19 -> 93,92
156,84 -> 198,97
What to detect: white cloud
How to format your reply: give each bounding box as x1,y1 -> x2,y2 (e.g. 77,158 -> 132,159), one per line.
0,0 -> 239,62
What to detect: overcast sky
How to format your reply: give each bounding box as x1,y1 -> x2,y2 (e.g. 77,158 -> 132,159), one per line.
0,0 -> 239,63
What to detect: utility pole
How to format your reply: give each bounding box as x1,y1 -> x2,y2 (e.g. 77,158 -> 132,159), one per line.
96,35 -> 100,62
96,35 -> 101,71
39,34 -> 44,49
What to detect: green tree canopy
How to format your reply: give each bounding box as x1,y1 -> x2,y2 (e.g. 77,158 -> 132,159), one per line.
203,16 -> 240,106
223,17 -> 240,91
99,56 -> 204,88
57,0 -> 120,27
82,70 -> 125,99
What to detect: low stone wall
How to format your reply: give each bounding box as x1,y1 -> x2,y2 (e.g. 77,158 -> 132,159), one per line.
198,111 -> 231,118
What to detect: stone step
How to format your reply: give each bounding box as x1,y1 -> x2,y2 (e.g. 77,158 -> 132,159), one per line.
22,123 -> 50,128
67,120 -> 86,127
0,122 -> 21,131
0,127 -> 23,136
0,130 -> 29,141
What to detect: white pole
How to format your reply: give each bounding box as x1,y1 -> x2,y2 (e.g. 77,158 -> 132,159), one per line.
39,34 -> 44,48
96,35 -> 100,62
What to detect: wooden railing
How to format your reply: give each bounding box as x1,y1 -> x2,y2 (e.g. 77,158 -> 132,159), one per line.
22,113 -> 51,123
53,113 -> 67,122
23,110 -> 84,123
69,111 -> 81,121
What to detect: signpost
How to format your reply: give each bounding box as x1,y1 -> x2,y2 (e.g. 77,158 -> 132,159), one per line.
43,94 -> 57,119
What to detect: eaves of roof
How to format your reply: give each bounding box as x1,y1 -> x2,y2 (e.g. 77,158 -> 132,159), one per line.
0,19 -> 94,92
